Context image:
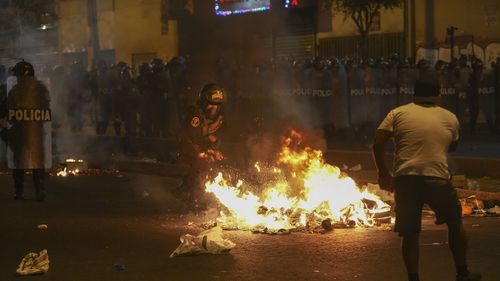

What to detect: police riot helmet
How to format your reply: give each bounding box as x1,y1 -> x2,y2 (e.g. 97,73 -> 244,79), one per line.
399,58 -> 410,69
14,60 -> 35,77
199,83 -> 225,106
116,61 -> 128,71
472,59 -> 483,71
459,55 -> 468,67
313,57 -> 326,71
389,53 -> 400,64
363,58 -> 376,68
435,60 -> 447,71
149,58 -> 165,73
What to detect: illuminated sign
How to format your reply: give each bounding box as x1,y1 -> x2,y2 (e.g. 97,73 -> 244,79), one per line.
284,0 -> 299,8
215,0 -> 271,16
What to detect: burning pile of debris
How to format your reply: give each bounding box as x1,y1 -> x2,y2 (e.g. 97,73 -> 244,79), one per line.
51,158 -> 119,177
204,131 -> 392,234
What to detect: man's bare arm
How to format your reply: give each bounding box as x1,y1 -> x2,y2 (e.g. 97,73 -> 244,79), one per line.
372,129 -> 393,175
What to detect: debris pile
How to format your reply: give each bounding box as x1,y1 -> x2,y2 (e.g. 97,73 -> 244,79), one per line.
170,227 -> 235,258
16,249 -> 49,276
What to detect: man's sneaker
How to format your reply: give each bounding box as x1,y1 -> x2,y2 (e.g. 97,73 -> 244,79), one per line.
456,272 -> 482,281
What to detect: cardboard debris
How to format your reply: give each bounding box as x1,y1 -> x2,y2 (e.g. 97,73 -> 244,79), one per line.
486,205 -> 500,215
349,164 -> 362,172
363,183 -> 394,203
170,227 -> 235,258
37,224 -> 48,230
16,249 -> 49,276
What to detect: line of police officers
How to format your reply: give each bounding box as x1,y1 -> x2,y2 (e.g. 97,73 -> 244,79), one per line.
223,55 -> 500,139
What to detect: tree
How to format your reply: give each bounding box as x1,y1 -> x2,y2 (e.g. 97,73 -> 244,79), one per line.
321,0 -> 402,57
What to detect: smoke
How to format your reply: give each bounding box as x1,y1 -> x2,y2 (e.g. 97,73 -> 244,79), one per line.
0,21 -> 97,166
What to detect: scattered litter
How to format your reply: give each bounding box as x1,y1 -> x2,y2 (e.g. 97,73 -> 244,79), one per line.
114,262 -> 126,271
16,249 -> 49,276
187,221 -> 195,226
170,227 -> 235,258
421,242 -> 446,246
486,205 -> 500,215
321,219 -> 333,232
313,269 -> 320,273
471,224 -> 481,227
37,224 -> 48,230
141,191 -> 150,197
348,164 -> 362,172
252,228 -> 291,235
466,179 -> 480,190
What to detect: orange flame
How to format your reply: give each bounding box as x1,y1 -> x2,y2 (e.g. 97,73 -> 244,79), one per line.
205,131 -> 390,231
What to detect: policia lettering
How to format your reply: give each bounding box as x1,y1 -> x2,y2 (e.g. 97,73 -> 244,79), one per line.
8,109 -> 51,122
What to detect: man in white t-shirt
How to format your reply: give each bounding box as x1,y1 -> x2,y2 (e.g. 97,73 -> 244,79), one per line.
372,73 -> 481,281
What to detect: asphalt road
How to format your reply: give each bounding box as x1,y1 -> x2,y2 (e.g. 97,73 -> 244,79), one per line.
0,173 -> 498,281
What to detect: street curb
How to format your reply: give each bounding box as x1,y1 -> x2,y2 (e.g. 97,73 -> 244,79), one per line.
324,150 -> 500,178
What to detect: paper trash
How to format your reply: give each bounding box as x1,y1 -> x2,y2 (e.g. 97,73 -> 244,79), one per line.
170,227 -> 235,258
16,249 -> 49,276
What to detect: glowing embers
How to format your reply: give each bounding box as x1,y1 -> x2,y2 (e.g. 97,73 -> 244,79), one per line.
56,158 -> 86,177
52,158 -> 119,177
205,131 -> 391,232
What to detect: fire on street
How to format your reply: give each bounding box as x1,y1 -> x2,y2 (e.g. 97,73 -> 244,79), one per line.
0,173 -> 497,281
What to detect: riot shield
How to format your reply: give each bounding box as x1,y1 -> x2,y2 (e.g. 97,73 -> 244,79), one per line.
348,66 -> 367,127
309,68 -> 333,129
439,69 -> 458,114
398,68 -> 416,105
456,67 -> 471,125
363,66 -> 382,126
331,66 -> 349,129
6,78 -> 52,169
477,70 -> 496,130
379,67 -> 398,123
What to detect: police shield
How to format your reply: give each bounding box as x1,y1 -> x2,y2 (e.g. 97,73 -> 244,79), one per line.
364,66 -> 382,125
348,66 -> 367,127
477,70 -> 496,128
309,68 -> 333,128
398,68 -> 416,105
6,78 -> 52,169
438,69 -> 458,113
331,65 -> 349,129
379,67 -> 398,122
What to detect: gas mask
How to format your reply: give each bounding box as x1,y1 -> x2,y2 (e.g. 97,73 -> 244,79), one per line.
204,104 -> 221,120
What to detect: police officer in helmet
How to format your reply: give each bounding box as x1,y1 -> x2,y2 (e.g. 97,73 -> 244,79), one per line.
178,83 -> 225,209
0,61 -> 52,201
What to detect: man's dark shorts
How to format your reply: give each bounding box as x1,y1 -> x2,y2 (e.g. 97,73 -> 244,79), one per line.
393,175 -> 462,237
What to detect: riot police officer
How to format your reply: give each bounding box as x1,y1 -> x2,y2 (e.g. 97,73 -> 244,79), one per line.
0,61 -> 52,201
178,83 -> 225,209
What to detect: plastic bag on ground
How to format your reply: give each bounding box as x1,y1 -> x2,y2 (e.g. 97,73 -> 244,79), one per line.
16,249 -> 49,276
170,227 -> 235,258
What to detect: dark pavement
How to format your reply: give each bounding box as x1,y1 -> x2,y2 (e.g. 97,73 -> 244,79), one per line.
0,173 -> 498,281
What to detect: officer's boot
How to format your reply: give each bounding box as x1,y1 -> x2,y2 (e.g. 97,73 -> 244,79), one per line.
12,169 -> 25,200
33,169 -> 46,202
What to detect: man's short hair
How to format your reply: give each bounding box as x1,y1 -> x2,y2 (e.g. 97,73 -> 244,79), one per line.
414,71 -> 439,97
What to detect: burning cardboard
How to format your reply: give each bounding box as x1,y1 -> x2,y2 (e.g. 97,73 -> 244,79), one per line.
204,131 -> 392,232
